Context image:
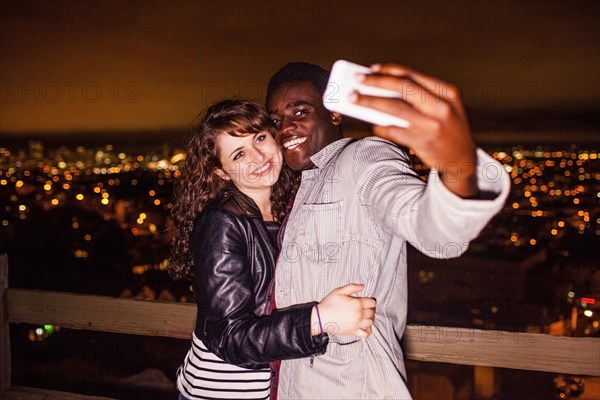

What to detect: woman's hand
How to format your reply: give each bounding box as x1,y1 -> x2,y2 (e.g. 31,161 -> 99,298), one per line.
312,284 -> 376,338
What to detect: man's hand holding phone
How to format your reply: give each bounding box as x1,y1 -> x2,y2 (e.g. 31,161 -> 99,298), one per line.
323,60 -> 410,128
324,60 -> 479,198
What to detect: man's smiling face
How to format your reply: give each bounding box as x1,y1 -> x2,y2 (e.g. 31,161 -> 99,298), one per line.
267,80 -> 342,171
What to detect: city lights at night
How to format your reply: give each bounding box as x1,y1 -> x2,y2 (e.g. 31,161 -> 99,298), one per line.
1,0 -> 598,399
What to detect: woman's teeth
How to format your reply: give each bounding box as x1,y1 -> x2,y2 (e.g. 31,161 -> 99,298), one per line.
255,162 -> 271,174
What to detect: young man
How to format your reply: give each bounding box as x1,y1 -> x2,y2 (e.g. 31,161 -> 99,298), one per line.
266,62 -> 510,399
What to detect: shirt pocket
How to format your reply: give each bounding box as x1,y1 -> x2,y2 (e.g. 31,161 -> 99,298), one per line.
297,201 -> 343,245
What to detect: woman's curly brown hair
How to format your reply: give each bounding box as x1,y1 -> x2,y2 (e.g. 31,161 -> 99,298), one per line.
168,99 -> 299,281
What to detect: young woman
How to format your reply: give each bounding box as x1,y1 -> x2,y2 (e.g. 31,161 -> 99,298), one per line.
169,100 -> 376,400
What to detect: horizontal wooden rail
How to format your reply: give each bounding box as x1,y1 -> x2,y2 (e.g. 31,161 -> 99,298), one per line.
8,288 -> 196,339
7,287 -> 600,377
403,325 -> 599,376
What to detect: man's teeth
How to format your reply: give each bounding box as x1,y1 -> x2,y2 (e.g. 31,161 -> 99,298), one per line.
283,137 -> 307,149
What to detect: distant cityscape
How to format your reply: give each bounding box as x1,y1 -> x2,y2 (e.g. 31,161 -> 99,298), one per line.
1,136 -> 598,334
1,134 -> 599,399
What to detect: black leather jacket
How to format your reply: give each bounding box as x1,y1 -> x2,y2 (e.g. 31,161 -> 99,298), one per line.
190,188 -> 328,369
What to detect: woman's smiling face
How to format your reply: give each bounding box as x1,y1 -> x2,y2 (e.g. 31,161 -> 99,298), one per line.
215,130 -> 283,196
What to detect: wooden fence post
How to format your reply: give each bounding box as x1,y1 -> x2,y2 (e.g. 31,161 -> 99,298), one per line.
474,365 -> 495,399
1,253 -> 11,392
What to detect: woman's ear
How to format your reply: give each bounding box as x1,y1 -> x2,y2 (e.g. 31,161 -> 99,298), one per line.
213,168 -> 230,181
331,112 -> 342,126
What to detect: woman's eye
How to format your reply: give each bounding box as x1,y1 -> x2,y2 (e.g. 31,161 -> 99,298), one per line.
256,134 -> 267,143
233,152 -> 244,161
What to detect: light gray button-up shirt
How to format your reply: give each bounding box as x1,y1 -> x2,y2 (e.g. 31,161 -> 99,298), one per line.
276,137 -> 511,399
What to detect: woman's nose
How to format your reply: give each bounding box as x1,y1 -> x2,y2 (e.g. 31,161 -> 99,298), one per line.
249,146 -> 265,163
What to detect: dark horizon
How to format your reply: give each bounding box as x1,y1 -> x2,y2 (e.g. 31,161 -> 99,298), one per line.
1,106 -> 598,150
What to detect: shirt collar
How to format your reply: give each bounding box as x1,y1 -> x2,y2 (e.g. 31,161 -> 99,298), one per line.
309,138 -> 356,169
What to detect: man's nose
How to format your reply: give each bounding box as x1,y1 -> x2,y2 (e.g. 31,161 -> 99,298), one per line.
280,117 -> 296,136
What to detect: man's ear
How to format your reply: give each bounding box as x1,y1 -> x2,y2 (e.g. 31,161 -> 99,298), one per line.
213,168 -> 230,181
331,112 -> 342,126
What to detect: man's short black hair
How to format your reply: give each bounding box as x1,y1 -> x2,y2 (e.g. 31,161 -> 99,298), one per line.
266,62 -> 330,108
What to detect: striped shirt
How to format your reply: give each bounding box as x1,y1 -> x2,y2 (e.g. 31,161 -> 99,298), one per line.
176,332 -> 271,399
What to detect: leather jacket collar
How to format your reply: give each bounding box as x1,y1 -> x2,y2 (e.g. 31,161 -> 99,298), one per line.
217,187 -> 262,219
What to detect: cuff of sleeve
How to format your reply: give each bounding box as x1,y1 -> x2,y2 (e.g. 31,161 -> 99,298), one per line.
428,148 -> 511,212
303,302 -> 329,354
312,332 -> 329,353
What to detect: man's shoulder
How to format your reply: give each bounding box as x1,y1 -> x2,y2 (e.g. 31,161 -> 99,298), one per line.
337,136 -> 410,163
354,135 -> 407,149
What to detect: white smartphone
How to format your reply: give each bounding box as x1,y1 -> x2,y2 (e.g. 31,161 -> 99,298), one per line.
323,60 -> 410,128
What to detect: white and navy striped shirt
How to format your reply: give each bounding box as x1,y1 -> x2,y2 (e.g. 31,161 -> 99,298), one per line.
176,332 -> 271,399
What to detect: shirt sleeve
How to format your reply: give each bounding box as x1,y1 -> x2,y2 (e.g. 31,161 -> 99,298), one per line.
353,138 -> 510,258
190,211 -> 328,369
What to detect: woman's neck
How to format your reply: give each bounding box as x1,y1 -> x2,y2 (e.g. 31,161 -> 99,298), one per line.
241,188 -> 274,221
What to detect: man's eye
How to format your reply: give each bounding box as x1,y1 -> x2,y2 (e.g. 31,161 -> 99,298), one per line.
272,118 -> 281,125
233,152 -> 244,160
294,109 -> 308,117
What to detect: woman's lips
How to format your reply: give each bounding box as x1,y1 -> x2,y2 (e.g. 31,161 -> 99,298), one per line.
253,160 -> 273,176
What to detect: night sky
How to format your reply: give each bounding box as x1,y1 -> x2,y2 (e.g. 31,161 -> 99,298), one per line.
1,0 -> 598,135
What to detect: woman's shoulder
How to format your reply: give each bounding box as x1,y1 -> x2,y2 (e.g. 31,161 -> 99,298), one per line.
195,189 -> 259,225
218,190 -> 261,218
191,200 -> 243,243
190,191 -> 261,248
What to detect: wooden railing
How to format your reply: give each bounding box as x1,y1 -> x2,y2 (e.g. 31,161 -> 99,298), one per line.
2,254 -> 599,399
